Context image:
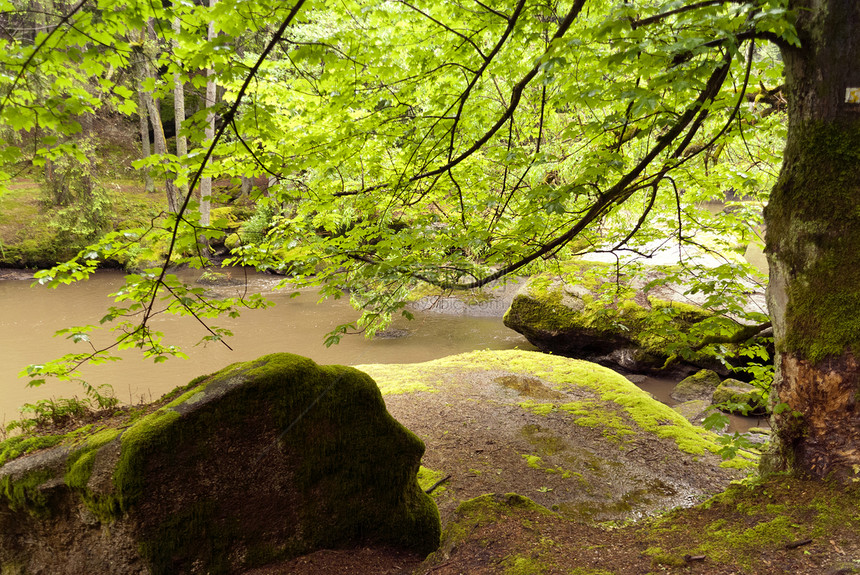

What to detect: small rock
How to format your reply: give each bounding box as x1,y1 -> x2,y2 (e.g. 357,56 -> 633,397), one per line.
672,399 -> 712,426
671,369 -> 722,402
712,378 -> 768,415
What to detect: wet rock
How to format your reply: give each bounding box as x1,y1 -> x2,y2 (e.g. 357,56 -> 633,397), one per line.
713,378 -> 768,415
374,328 -> 410,339
0,354 -> 440,575
195,270 -> 244,286
671,369 -> 722,402
407,279 -> 524,317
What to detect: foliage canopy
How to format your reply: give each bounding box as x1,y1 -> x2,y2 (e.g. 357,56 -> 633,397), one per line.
0,0 -> 794,387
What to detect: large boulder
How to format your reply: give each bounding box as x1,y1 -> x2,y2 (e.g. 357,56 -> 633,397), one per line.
503,260 -> 767,374
361,349 -> 752,525
0,354 -> 440,575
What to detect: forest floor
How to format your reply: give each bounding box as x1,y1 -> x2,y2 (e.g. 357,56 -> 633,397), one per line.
247,473 -> 860,575
243,356 -> 860,575
248,474 -> 860,575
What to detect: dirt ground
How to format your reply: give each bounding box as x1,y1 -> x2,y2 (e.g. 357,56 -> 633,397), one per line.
6,349 -> 858,575
240,352 -> 860,575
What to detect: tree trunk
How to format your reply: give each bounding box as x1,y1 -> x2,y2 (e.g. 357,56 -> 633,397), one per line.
138,88 -> 154,193
172,17 -> 188,199
142,89 -> 181,213
199,0 -> 217,234
763,0 -> 860,481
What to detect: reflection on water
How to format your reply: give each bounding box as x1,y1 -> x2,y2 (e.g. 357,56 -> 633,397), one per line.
0,270 -> 533,424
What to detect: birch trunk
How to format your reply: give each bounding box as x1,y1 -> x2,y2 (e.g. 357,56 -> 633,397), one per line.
172,17 -> 188,199
199,0 -> 217,230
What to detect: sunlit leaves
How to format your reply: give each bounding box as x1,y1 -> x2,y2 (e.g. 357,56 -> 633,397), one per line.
0,0 -> 796,397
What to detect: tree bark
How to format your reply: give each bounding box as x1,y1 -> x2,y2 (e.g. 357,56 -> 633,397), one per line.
137,87 -> 154,193
172,17 -> 188,199
199,0 -> 217,233
763,0 -> 860,480
141,86 -> 181,213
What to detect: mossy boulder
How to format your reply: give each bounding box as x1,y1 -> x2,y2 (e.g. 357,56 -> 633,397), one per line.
671,369 -> 723,402
503,260 -> 764,374
364,350 -> 753,526
712,378 -> 767,416
0,353 -> 440,575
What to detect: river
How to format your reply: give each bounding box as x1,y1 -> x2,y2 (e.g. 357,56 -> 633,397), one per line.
0,269 -> 532,426
0,269 -> 768,434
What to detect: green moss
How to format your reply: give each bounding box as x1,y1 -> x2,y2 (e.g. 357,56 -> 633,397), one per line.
365,350 -> 754,466
0,424 -> 130,518
0,434 -> 65,467
644,546 -> 687,567
520,399 -> 635,445
518,400 -> 555,416
502,554 -> 550,574
766,121 -> 860,363
65,427 -> 121,490
418,466 -> 448,496
0,469 -> 55,516
519,453 -> 576,479
504,260 -> 744,369
353,363 -> 437,395
452,493 -> 555,534
645,475 -> 860,569
522,454 -> 543,469
0,561 -> 26,575
112,408 -> 181,515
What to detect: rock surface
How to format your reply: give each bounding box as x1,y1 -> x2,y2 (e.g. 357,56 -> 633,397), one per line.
671,369 -> 723,402
360,350 -> 751,525
672,399 -> 713,426
0,354 -> 440,575
713,378 -> 767,415
503,260 -> 767,374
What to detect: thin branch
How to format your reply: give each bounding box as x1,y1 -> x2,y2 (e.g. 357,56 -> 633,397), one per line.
445,0 -> 527,160
633,0 -> 745,28
418,0 -> 587,180
0,0 -> 89,116
412,51 -> 735,289
396,0 -> 486,59
146,0 -> 308,333
472,0 -> 508,20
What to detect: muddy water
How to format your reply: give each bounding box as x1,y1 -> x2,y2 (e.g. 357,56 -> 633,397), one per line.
0,270 -> 532,425
635,375 -> 770,433
0,270 -> 767,434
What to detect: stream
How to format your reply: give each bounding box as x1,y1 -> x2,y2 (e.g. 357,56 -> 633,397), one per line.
0,269 -> 531,425
0,269 -> 767,433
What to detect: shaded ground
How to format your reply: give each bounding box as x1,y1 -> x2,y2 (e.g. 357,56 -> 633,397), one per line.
5,350 -> 858,574
248,352 -> 860,575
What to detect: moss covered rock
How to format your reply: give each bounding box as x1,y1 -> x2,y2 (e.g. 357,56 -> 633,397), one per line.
0,353 -> 440,574
365,350 -> 753,526
503,260 -> 761,374
712,378 -> 767,416
672,399 -> 713,427
671,369 -> 722,402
